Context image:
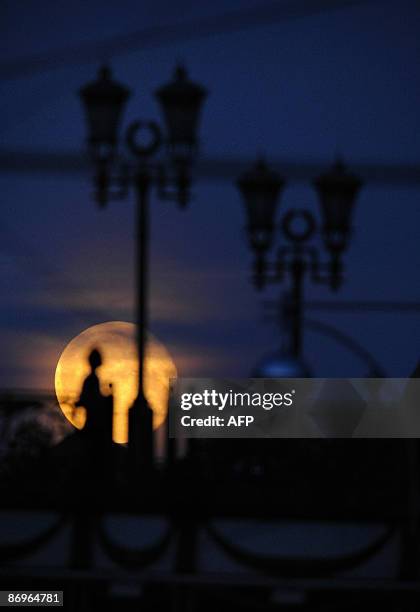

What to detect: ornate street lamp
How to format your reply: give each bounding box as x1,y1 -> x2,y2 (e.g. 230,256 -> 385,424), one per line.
237,158 -> 361,358
79,64 -> 207,469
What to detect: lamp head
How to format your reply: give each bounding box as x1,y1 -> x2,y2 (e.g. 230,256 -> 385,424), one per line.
79,65 -> 130,163
237,158 -> 284,254
314,159 -> 362,254
155,64 -> 207,167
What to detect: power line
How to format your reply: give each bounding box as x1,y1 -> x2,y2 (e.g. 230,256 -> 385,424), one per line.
0,0 -> 379,79
264,300 -> 420,313
305,301 -> 420,313
0,149 -> 419,185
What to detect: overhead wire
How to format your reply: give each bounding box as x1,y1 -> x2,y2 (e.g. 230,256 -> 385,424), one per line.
0,0 -> 380,79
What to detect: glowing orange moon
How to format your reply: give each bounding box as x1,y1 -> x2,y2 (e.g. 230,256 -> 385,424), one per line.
55,321 -> 177,444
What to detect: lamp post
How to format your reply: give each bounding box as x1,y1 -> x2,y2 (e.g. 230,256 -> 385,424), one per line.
237,158 -> 361,360
79,65 -> 207,470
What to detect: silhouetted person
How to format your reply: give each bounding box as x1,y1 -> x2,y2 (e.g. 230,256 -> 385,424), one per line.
75,348 -> 113,472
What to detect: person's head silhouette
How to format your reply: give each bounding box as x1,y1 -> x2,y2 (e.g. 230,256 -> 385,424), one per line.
88,348 -> 102,372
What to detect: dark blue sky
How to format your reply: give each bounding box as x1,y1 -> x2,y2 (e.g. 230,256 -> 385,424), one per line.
1,0 -> 419,389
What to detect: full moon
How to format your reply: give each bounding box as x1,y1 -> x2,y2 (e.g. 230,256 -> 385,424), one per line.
55,321 -> 177,444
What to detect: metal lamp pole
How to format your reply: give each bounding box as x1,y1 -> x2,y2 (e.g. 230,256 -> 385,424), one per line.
237,159 -> 362,360
79,65 -> 207,470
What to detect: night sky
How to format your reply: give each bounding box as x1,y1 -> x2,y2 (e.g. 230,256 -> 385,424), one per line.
1,0 -> 419,391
